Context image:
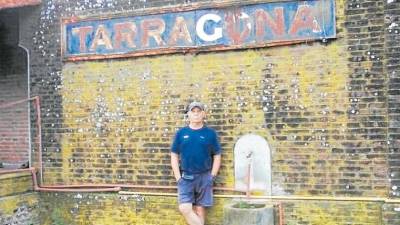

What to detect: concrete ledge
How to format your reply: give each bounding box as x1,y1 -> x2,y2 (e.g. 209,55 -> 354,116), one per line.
223,201 -> 274,225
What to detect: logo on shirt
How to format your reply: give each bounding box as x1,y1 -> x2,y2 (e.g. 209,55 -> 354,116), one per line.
183,135 -> 189,139
200,136 -> 205,139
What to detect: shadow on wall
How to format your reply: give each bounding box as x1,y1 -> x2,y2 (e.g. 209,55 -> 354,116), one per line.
0,20 -> 12,73
0,9 -> 26,75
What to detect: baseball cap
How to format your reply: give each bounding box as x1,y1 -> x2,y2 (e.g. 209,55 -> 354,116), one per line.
187,101 -> 205,112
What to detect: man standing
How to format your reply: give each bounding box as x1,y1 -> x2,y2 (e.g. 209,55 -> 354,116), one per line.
171,101 -> 222,225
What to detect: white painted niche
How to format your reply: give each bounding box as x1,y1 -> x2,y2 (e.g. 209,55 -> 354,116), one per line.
234,134 -> 272,195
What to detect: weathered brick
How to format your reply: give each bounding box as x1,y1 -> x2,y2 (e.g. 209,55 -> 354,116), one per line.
0,0 -> 397,224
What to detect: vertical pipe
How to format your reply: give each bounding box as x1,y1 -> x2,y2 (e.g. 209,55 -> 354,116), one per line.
278,202 -> 284,225
34,96 -> 43,184
246,162 -> 251,199
17,44 -> 31,170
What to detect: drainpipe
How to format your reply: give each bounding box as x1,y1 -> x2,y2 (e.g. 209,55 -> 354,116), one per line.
17,43 -> 33,174
18,42 -> 44,185
33,96 -> 43,184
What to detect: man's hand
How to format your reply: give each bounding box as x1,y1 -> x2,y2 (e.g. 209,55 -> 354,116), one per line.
210,154 -> 221,179
171,152 -> 181,183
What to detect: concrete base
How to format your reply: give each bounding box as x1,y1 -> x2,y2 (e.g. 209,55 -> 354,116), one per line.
223,201 -> 274,225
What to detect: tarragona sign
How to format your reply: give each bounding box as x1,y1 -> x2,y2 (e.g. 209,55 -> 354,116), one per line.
62,0 -> 335,60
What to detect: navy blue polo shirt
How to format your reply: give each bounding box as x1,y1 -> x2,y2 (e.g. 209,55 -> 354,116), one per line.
171,126 -> 221,174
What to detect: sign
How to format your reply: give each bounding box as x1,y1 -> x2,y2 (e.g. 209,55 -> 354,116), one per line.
62,0 -> 336,61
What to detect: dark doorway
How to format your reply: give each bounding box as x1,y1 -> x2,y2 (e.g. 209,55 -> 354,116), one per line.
0,8 -> 29,169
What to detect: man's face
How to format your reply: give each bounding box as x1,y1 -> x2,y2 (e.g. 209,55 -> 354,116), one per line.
188,107 -> 205,123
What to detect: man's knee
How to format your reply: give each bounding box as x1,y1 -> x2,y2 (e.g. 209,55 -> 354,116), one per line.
179,203 -> 193,215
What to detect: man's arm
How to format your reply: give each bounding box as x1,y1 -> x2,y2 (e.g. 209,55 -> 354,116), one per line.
211,154 -> 221,177
171,152 -> 181,181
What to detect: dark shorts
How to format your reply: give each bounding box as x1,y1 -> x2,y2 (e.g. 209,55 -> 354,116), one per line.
177,171 -> 214,207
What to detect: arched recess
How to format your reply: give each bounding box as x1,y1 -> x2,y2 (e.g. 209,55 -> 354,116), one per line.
234,134 -> 272,195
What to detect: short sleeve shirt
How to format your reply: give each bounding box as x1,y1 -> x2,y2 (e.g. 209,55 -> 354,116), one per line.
171,126 -> 221,174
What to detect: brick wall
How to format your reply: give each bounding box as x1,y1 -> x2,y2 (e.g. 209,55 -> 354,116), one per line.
9,0 -> 400,224
0,172 -> 39,225
37,193 -> 384,225
385,0 -> 400,224
284,200 -> 381,225
383,203 -> 400,225
387,0 -> 400,198
0,74 -> 30,166
0,9 -> 29,166
38,193 -> 191,225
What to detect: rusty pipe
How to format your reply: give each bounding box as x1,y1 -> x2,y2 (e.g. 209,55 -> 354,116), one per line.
0,97 -> 37,109
0,97 -> 38,108
278,202 -> 284,225
40,183 -> 238,192
8,167 -> 400,204
0,96 -> 39,173
28,167 -> 120,192
34,186 -> 121,192
33,96 -> 43,184
27,168 -> 234,192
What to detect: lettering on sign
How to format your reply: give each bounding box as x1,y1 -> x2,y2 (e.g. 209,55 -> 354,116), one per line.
62,0 -> 336,60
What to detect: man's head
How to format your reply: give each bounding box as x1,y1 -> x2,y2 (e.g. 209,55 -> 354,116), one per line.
187,101 -> 205,112
187,101 -> 206,125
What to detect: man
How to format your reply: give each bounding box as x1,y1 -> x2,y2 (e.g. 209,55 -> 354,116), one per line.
171,101 -> 222,225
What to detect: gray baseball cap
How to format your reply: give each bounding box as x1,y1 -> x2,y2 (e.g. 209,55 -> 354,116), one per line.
187,101 -> 205,112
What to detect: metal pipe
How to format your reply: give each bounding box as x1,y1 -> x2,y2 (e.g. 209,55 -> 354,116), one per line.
0,96 -> 38,173
385,199 -> 400,203
28,167 -> 120,192
33,96 -> 43,184
262,195 -> 388,202
27,168 -> 238,193
4,168 -> 400,203
119,191 -> 177,197
40,187 -> 121,192
278,202 -> 284,225
246,162 -> 251,199
0,98 -> 36,109
17,43 -> 32,170
118,190 -> 400,203
26,166 -> 400,203
40,183 -> 237,192
118,191 -> 250,199
34,186 -> 121,193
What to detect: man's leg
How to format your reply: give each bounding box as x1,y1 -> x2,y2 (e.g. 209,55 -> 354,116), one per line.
179,203 -> 203,225
193,205 -> 206,225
